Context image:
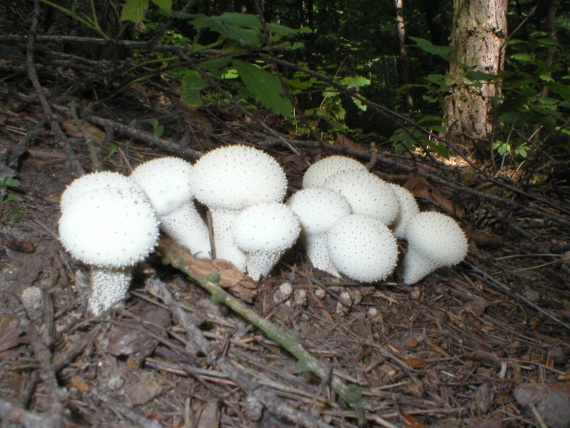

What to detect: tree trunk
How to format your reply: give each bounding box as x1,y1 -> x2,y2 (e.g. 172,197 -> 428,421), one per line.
395,0 -> 413,109
444,0 -> 508,153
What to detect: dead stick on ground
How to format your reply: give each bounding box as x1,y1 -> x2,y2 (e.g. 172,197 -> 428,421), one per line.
146,276 -> 334,428
157,238 -> 369,424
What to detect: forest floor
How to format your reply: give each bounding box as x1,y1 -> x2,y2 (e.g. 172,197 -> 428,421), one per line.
1,35 -> 570,428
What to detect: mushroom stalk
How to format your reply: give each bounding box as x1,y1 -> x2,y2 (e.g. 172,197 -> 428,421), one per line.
159,201 -> 212,258
88,267 -> 132,316
210,208 -> 247,270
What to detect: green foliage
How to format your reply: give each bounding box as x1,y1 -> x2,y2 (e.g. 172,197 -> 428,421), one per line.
0,173 -> 24,226
149,118 -> 164,137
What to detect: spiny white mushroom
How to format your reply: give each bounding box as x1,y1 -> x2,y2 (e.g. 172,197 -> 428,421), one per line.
327,214 -> 398,282
189,145 -> 288,271
302,155 -> 368,188
387,183 -> 420,239
287,187 -> 351,276
130,157 -> 211,258
59,186 -> 159,316
323,170 -> 399,226
401,211 -> 468,284
232,202 -> 300,281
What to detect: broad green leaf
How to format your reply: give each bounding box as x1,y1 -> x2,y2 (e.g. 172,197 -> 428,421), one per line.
233,59 -> 293,117
536,96 -> 558,105
410,37 -> 454,57
539,74 -> 554,82
265,23 -> 299,36
510,53 -> 535,62
151,0 -> 171,12
548,82 -> 570,100
341,76 -> 371,88
181,71 -> 208,106
465,70 -> 497,81
121,0 -> 149,23
351,97 -> 367,112
190,14 -> 261,47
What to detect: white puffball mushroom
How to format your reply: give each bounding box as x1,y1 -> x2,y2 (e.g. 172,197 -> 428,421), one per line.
130,157 -> 211,258
59,187 -> 160,316
190,145 -> 288,271
323,170 -> 399,226
302,155 -> 368,188
401,211 -> 468,285
232,202 -> 300,281
327,214 -> 398,283
287,188 -> 351,276
60,171 -> 147,212
387,183 -> 420,239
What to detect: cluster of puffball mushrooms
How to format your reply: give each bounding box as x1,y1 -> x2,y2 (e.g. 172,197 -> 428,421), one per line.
58,145 -> 468,316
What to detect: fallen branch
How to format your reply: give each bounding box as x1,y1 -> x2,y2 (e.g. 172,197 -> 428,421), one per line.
157,238 -> 369,424
146,275 -> 333,428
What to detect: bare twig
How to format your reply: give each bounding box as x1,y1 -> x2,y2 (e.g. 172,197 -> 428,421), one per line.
25,0 -> 84,176
146,276 -> 334,428
157,238 -> 369,425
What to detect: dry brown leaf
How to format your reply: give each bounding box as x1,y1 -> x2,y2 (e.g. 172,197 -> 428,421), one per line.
464,297 -> 489,317
0,315 -> 24,354
404,175 -> 463,217
69,376 -> 90,392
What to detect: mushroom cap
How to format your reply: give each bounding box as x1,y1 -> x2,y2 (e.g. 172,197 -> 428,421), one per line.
190,145 -> 288,210
327,214 -> 398,282
388,183 -> 420,239
232,202 -> 300,253
406,211 -> 468,267
59,188 -> 159,268
323,170 -> 399,225
130,157 -> 194,217
302,155 -> 368,188
286,188 -> 351,235
60,171 -> 146,212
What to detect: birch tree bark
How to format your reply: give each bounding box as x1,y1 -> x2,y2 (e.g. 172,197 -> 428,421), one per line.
444,0 -> 508,153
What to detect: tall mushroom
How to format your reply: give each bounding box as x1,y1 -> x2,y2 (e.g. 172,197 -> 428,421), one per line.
401,211 -> 468,284
302,155 -> 368,189
287,187 -> 351,276
130,157 -> 211,258
59,183 -> 159,316
189,145 -> 287,271
232,202 -> 300,280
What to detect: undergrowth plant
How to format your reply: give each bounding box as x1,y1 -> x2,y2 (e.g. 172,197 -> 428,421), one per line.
398,35 -> 570,167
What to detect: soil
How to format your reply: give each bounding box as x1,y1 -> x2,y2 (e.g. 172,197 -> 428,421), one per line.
1,15 -> 570,428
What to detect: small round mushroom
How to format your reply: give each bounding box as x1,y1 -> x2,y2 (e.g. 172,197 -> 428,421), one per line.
302,155 -> 368,188
190,145 -> 288,271
287,188 -> 351,276
323,170 -> 399,226
59,187 -> 159,315
401,211 -> 468,285
387,183 -> 420,239
130,157 -> 211,258
327,214 -> 398,282
232,202 -> 300,281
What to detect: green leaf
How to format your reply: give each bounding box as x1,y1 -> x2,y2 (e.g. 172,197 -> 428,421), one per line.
149,118 -> 164,137
410,36 -> 454,57
151,0 -> 171,12
233,59 -> 293,117
510,53 -> 535,62
121,0 -> 149,23
190,13 -> 262,47
340,75 -> 371,88
351,97 -> 367,112
465,70 -> 497,81
265,23 -> 299,36
515,144 -> 530,158
181,71 -> 208,106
